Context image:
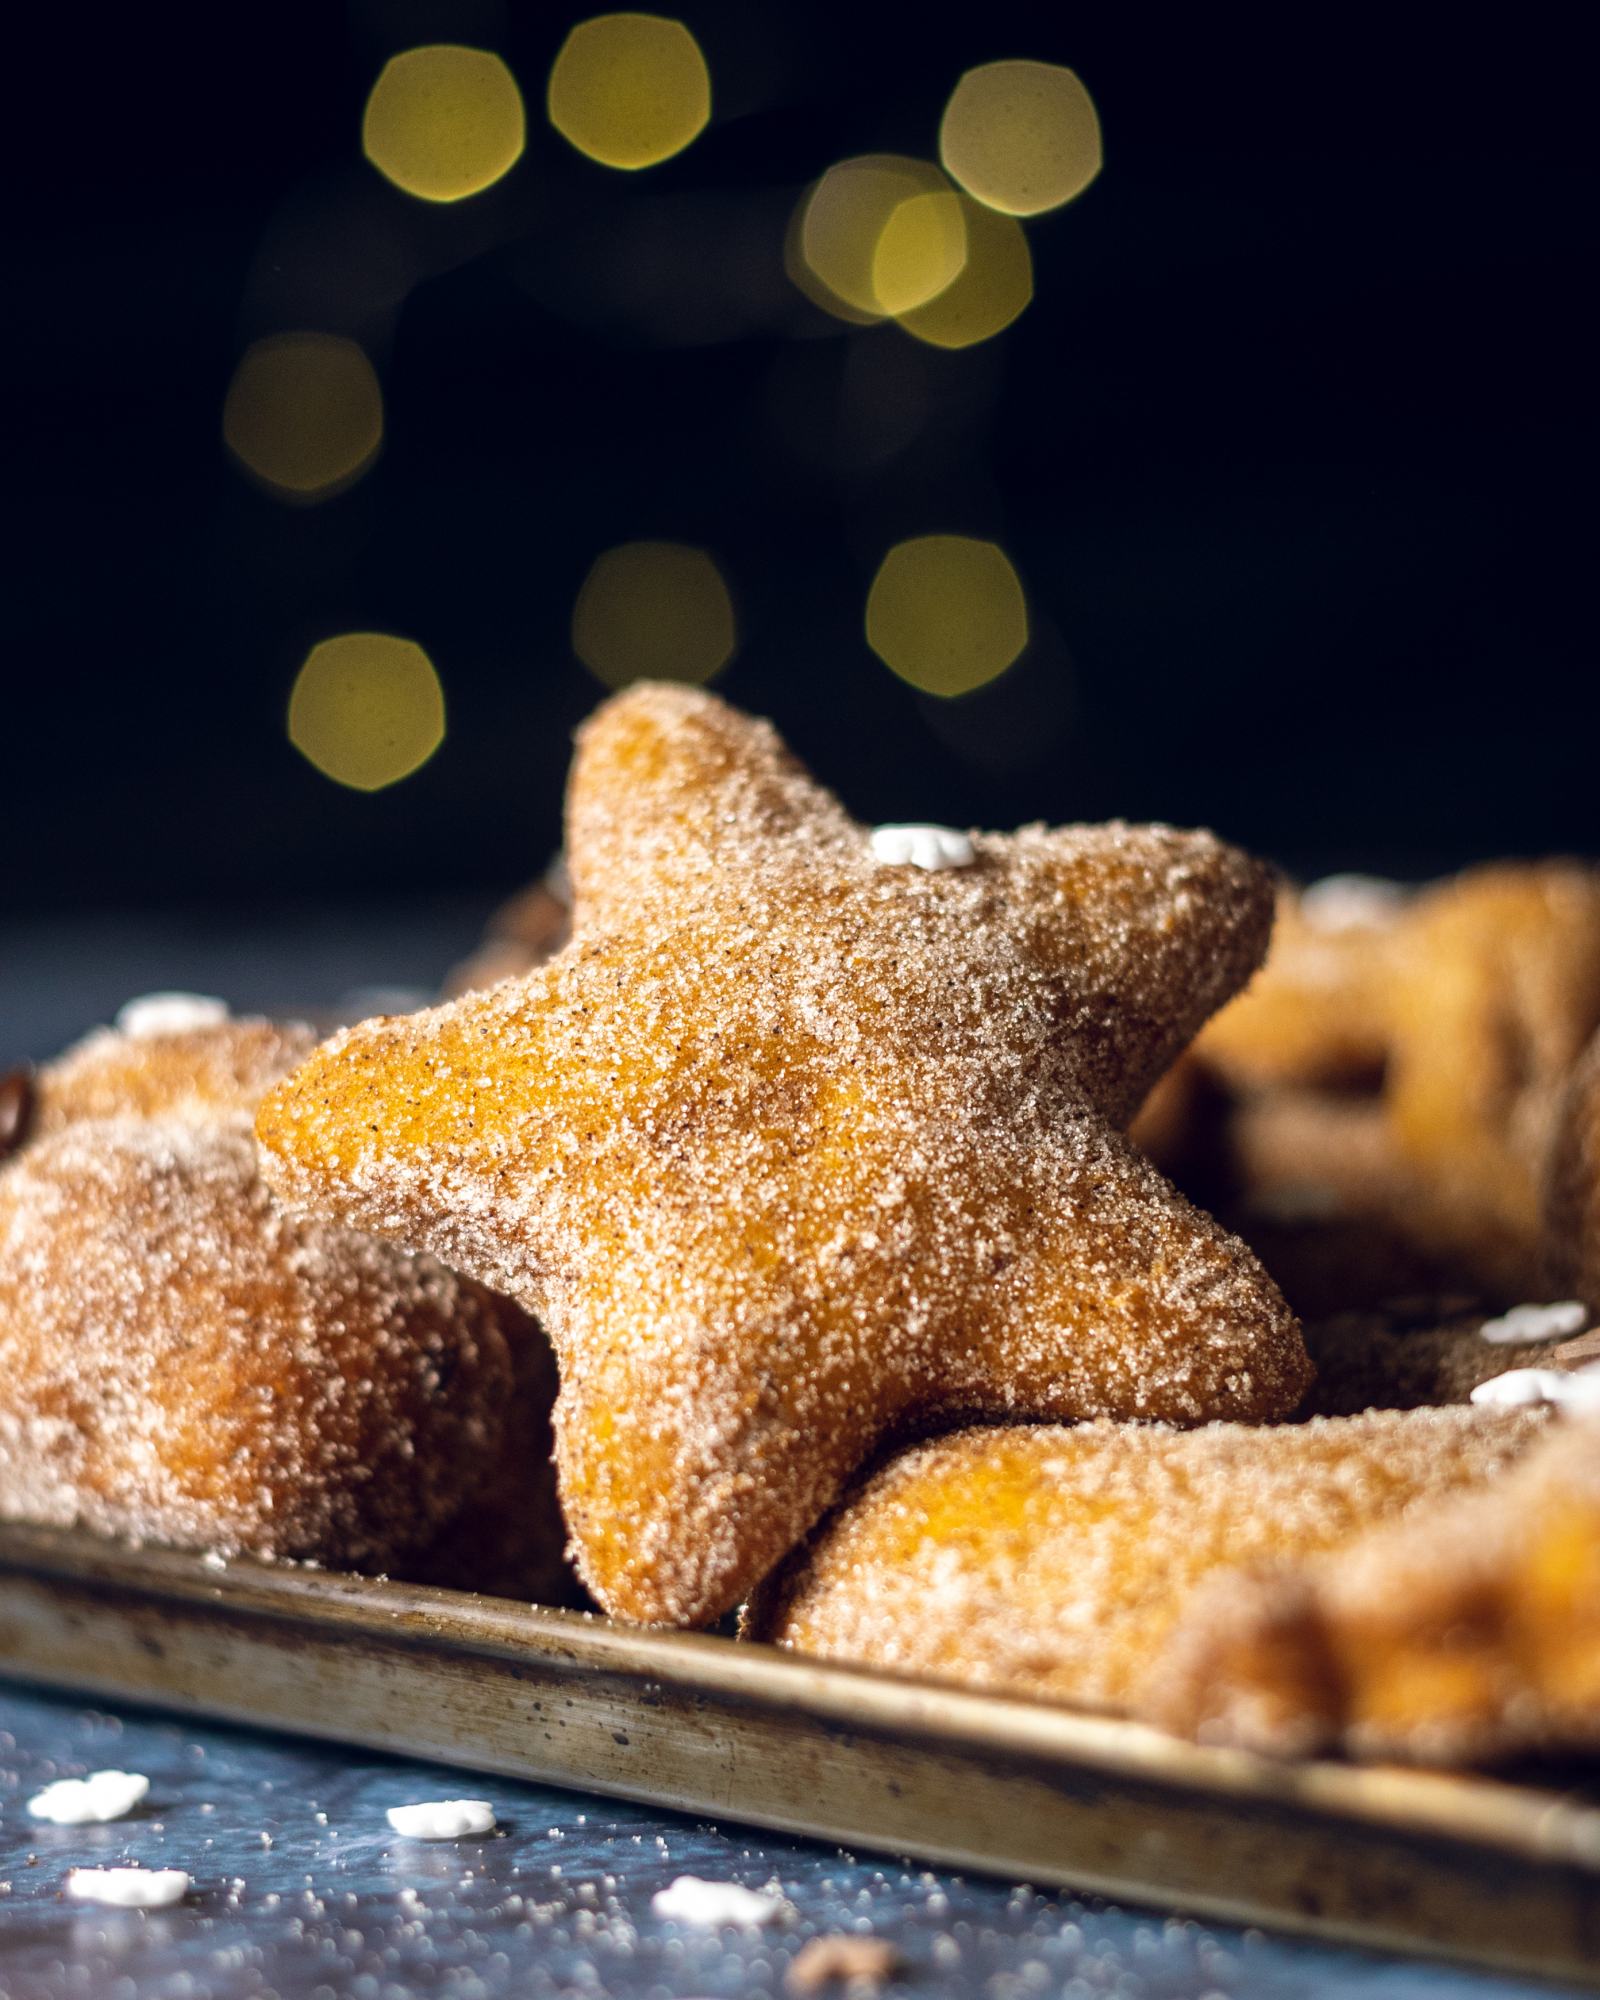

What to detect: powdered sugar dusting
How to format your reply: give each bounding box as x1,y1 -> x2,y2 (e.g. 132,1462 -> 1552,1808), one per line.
257,682 -> 1310,1626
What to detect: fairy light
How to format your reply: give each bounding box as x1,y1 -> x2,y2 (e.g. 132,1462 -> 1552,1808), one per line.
362,46 -> 526,203
896,196 -> 1032,349
939,60 -> 1103,217
866,536 -> 1028,697
572,542 -> 736,688
547,14 -> 711,170
872,190 -> 967,317
222,334 -> 384,503
288,634 -> 446,790
797,156 -> 957,321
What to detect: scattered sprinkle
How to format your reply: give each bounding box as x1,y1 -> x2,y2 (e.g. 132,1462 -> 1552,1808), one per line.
1472,1364 -> 1600,1415
29,1770 -> 150,1825
1479,1301 -> 1588,1347
386,1800 -> 497,1840
1298,874 -> 1407,931
115,993 -> 231,1039
651,1875 -> 788,1927
66,1867 -> 190,1909
867,823 -> 975,871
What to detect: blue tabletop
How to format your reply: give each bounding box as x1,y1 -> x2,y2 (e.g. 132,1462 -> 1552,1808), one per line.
0,1683 -> 1577,2000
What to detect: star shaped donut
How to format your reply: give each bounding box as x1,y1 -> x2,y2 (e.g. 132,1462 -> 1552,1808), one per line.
257,684 -> 1310,1624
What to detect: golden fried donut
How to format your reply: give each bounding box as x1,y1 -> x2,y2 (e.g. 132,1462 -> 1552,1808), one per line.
1,1015 -> 574,1594
1385,864 -> 1600,1297
0,1117 -> 527,1568
747,1408 -> 1544,1716
1545,1026 -> 1600,1311
1195,877 -> 1403,1094
1160,863 -> 1600,1305
1155,1415 -> 1600,1762
258,682 -> 1310,1626
35,1015 -> 318,1134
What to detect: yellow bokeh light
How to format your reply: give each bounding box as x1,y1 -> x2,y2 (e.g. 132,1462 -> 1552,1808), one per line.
573,542 -> 736,689
547,14 -> 711,171
940,60 -> 1103,217
289,634 -> 446,791
872,191 -> 967,316
362,45 -> 526,203
896,195 -> 1032,349
798,155 -> 955,321
222,334 -> 383,503
866,536 -> 1028,698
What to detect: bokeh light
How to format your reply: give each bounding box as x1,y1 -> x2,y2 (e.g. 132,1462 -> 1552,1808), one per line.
547,14 -> 711,171
939,60 -> 1103,217
866,536 -> 1028,698
895,196 -> 1032,349
288,634 -> 446,790
222,334 -> 384,503
362,46 -> 526,204
872,191 -> 967,317
573,542 -> 736,688
797,156 -> 957,321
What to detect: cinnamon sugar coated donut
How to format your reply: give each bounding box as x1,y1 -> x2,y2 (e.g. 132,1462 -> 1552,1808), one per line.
1146,862 -> 1600,1305
1156,1416 -> 1600,1761
746,1408 -> 1543,1716
0,1117 -> 520,1564
1544,1027 -> 1600,1311
258,682 -> 1311,1626
0,1015 -> 572,1590
35,1016 -> 320,1134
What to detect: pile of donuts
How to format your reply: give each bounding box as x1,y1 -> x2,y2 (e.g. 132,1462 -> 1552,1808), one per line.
5,683 -> 1599,1770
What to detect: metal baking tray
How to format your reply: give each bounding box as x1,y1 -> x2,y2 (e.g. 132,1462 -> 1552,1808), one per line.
1,1520 -> 1596,1986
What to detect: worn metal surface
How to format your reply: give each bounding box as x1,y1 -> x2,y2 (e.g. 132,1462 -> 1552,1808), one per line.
0,1523 -> 1596,1987
3,1679 -> 1583,2000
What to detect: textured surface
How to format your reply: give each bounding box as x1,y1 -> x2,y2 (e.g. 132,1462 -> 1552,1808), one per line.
1157,1414 -> 1600,1761
0,1681 -> 1581,2000
750,1406 -> 1545,1720
259,683 -> 1309,1625
0,1022 -> 570,1597
0,915 -> 1588,1998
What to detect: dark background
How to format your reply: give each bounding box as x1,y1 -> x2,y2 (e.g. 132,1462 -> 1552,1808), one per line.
4,0 -> 1594,928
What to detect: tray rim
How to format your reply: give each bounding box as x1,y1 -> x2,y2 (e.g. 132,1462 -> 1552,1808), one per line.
2,1516 -> 1598,1876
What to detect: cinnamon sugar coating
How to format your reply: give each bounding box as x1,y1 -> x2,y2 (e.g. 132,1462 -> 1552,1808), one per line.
36,1018 -> 319,1134
1155,1417 -> 1600,1762
0,1117 -> 522,1567
1196,882 -> 1400,1094
1544,1027 -> 1600,1312
257,682 -> 1309,1626
1,1018 -> 572,1592
746,1408 -> 1544,1717
1143,863 -> 1600,1304
1386,864 -> 1600,1297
